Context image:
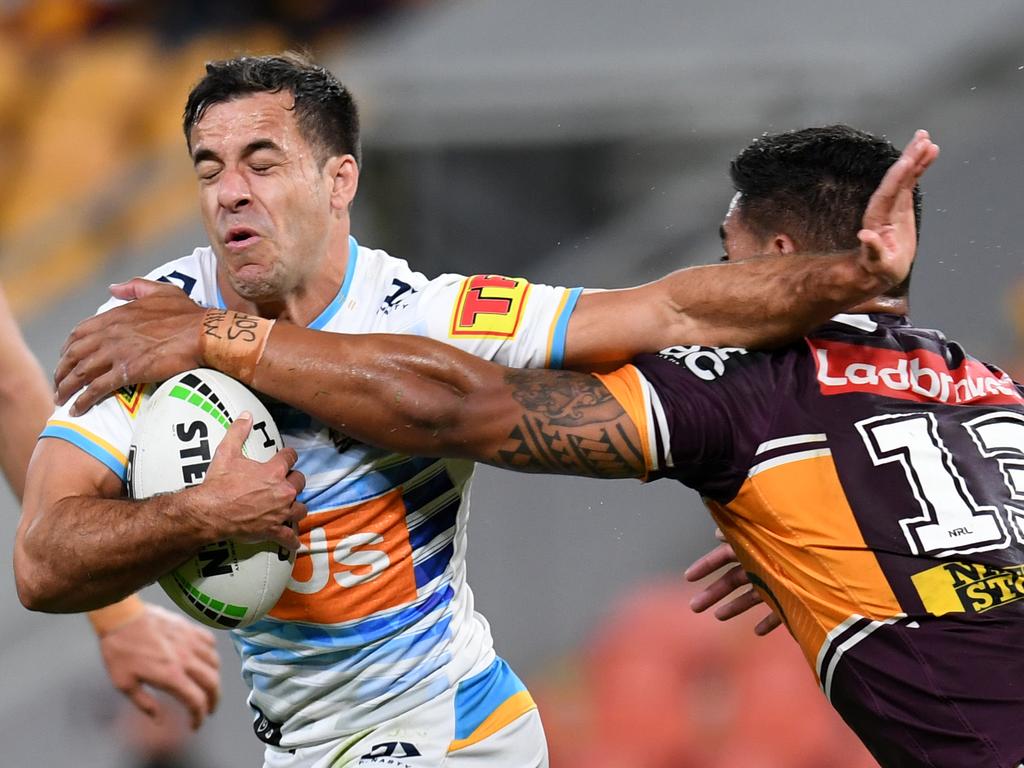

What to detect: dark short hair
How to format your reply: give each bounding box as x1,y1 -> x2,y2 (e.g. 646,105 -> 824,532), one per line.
729,125 -> 922,295
183,51 -> 361,166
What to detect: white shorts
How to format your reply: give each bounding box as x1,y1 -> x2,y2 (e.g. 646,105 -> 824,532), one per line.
263,658 -> 548,768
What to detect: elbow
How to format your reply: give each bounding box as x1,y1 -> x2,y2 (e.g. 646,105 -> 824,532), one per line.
13,538 -> 76,613
14,557 -> 60,613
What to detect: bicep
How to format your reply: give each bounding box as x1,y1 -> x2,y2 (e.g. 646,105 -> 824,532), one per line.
19,438 -> 123,543
563,286 -> 689,371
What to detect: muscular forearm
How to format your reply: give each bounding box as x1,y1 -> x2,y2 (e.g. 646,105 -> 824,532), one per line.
566,249 -> 889,368
226,322 -> 644,479
17,488 -> 210,612
662,249 -> 887,347
251,324 -> 496,458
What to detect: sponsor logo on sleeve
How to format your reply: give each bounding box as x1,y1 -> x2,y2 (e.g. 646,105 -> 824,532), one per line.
378,278 -> 416,315
656,345 -> 748,381
157,270 -> 197,296
810,339 -> 1024,405
449,275 -> 530,339
115,384 -> 146,418
912,560 -> 1024,616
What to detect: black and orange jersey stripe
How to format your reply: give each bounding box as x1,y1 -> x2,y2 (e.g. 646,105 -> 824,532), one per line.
598,314 -> 1024,768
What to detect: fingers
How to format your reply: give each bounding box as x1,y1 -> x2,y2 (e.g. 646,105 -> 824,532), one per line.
269,522 -> 302,551
755,612 -> 784,636
182,646 -> 221,718
68,371 -> 128,416
684,542 -> 737,582
157,670 -> 210,730
55,336 -> 107,402
125,685 -> 163,721
712,586 -> 763,621
218,411 -> 254,458
856,228 -> 884,262
876,132 -> 932,201
285,469 -> 305,495
109,277 -> 175,301
153,609 -> 220,715
278,447 -> 299,471
287,501 -> 307,527
688,564 -> 750,613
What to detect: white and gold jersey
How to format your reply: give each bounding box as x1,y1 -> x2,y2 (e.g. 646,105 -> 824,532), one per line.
45,236 -> 581,750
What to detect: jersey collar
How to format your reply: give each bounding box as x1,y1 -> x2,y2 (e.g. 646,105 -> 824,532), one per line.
214,235 -> 360,330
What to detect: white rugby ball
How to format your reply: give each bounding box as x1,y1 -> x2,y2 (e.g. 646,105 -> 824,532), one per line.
127,368 -> 295,629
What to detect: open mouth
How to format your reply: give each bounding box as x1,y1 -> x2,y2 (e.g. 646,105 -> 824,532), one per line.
225,227 -> 260,248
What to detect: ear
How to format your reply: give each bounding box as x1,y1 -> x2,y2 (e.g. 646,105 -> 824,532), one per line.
768,233 -> 798,256
326,155 -> 359,212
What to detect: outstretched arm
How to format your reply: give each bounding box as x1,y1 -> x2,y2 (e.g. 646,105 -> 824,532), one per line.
59,305 -> 644,477
240,320 -> 646,478
563,129 -> 938,368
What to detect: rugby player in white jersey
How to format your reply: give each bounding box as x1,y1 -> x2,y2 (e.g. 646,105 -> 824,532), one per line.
22,52 -> 929,768
0,285 -> 219,729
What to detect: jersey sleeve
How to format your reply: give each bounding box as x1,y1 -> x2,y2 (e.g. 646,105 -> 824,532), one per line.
596,345 -> 784,501
388,273 -> 582,369
39,294 -> 153,481
41,382 -> 148,482
38,251 -> 215,479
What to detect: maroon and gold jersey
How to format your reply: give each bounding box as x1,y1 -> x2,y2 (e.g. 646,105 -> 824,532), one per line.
599,313 -> 1024,768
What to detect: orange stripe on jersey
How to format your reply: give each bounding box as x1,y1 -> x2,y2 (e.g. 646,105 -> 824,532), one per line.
594,364 -> 653,474
707,452 -> 902,679
448,691 -> 537,752
270,489 -> 418,625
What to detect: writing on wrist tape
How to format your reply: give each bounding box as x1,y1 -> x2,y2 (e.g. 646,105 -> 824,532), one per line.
200,309 -> 275,385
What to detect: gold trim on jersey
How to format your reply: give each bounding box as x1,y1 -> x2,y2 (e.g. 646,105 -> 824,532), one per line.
708,451 -> 903,679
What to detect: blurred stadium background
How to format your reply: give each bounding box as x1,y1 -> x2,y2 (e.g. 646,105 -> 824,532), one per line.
2,0 -> 1023,765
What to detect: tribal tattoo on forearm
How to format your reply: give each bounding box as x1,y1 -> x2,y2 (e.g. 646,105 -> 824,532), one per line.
492,370 -> 644,478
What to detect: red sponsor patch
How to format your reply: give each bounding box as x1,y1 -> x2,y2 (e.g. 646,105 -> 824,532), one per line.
449,275 -> 530,338
809,339 -> 1024,406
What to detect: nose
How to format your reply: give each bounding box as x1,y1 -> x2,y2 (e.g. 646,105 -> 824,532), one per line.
217,168 -> 251,212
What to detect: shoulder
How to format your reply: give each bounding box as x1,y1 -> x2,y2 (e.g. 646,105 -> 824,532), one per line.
647,345 -> 756,382
634,343 -> 801,392
93,247 -> 217,315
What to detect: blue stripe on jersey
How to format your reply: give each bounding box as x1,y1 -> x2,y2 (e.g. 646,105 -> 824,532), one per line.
40,426 -> 125,479
308,236 -> 359,330
453,658 -> 527,740
549,287 -> 584,369
358,648 -> 453,701
408,496 -> 460,552
242,584 -> 455,648
415,542 -> 455,587
401,466 -> 455,512
239,612 -> 454,670
299,454 -> 441,510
